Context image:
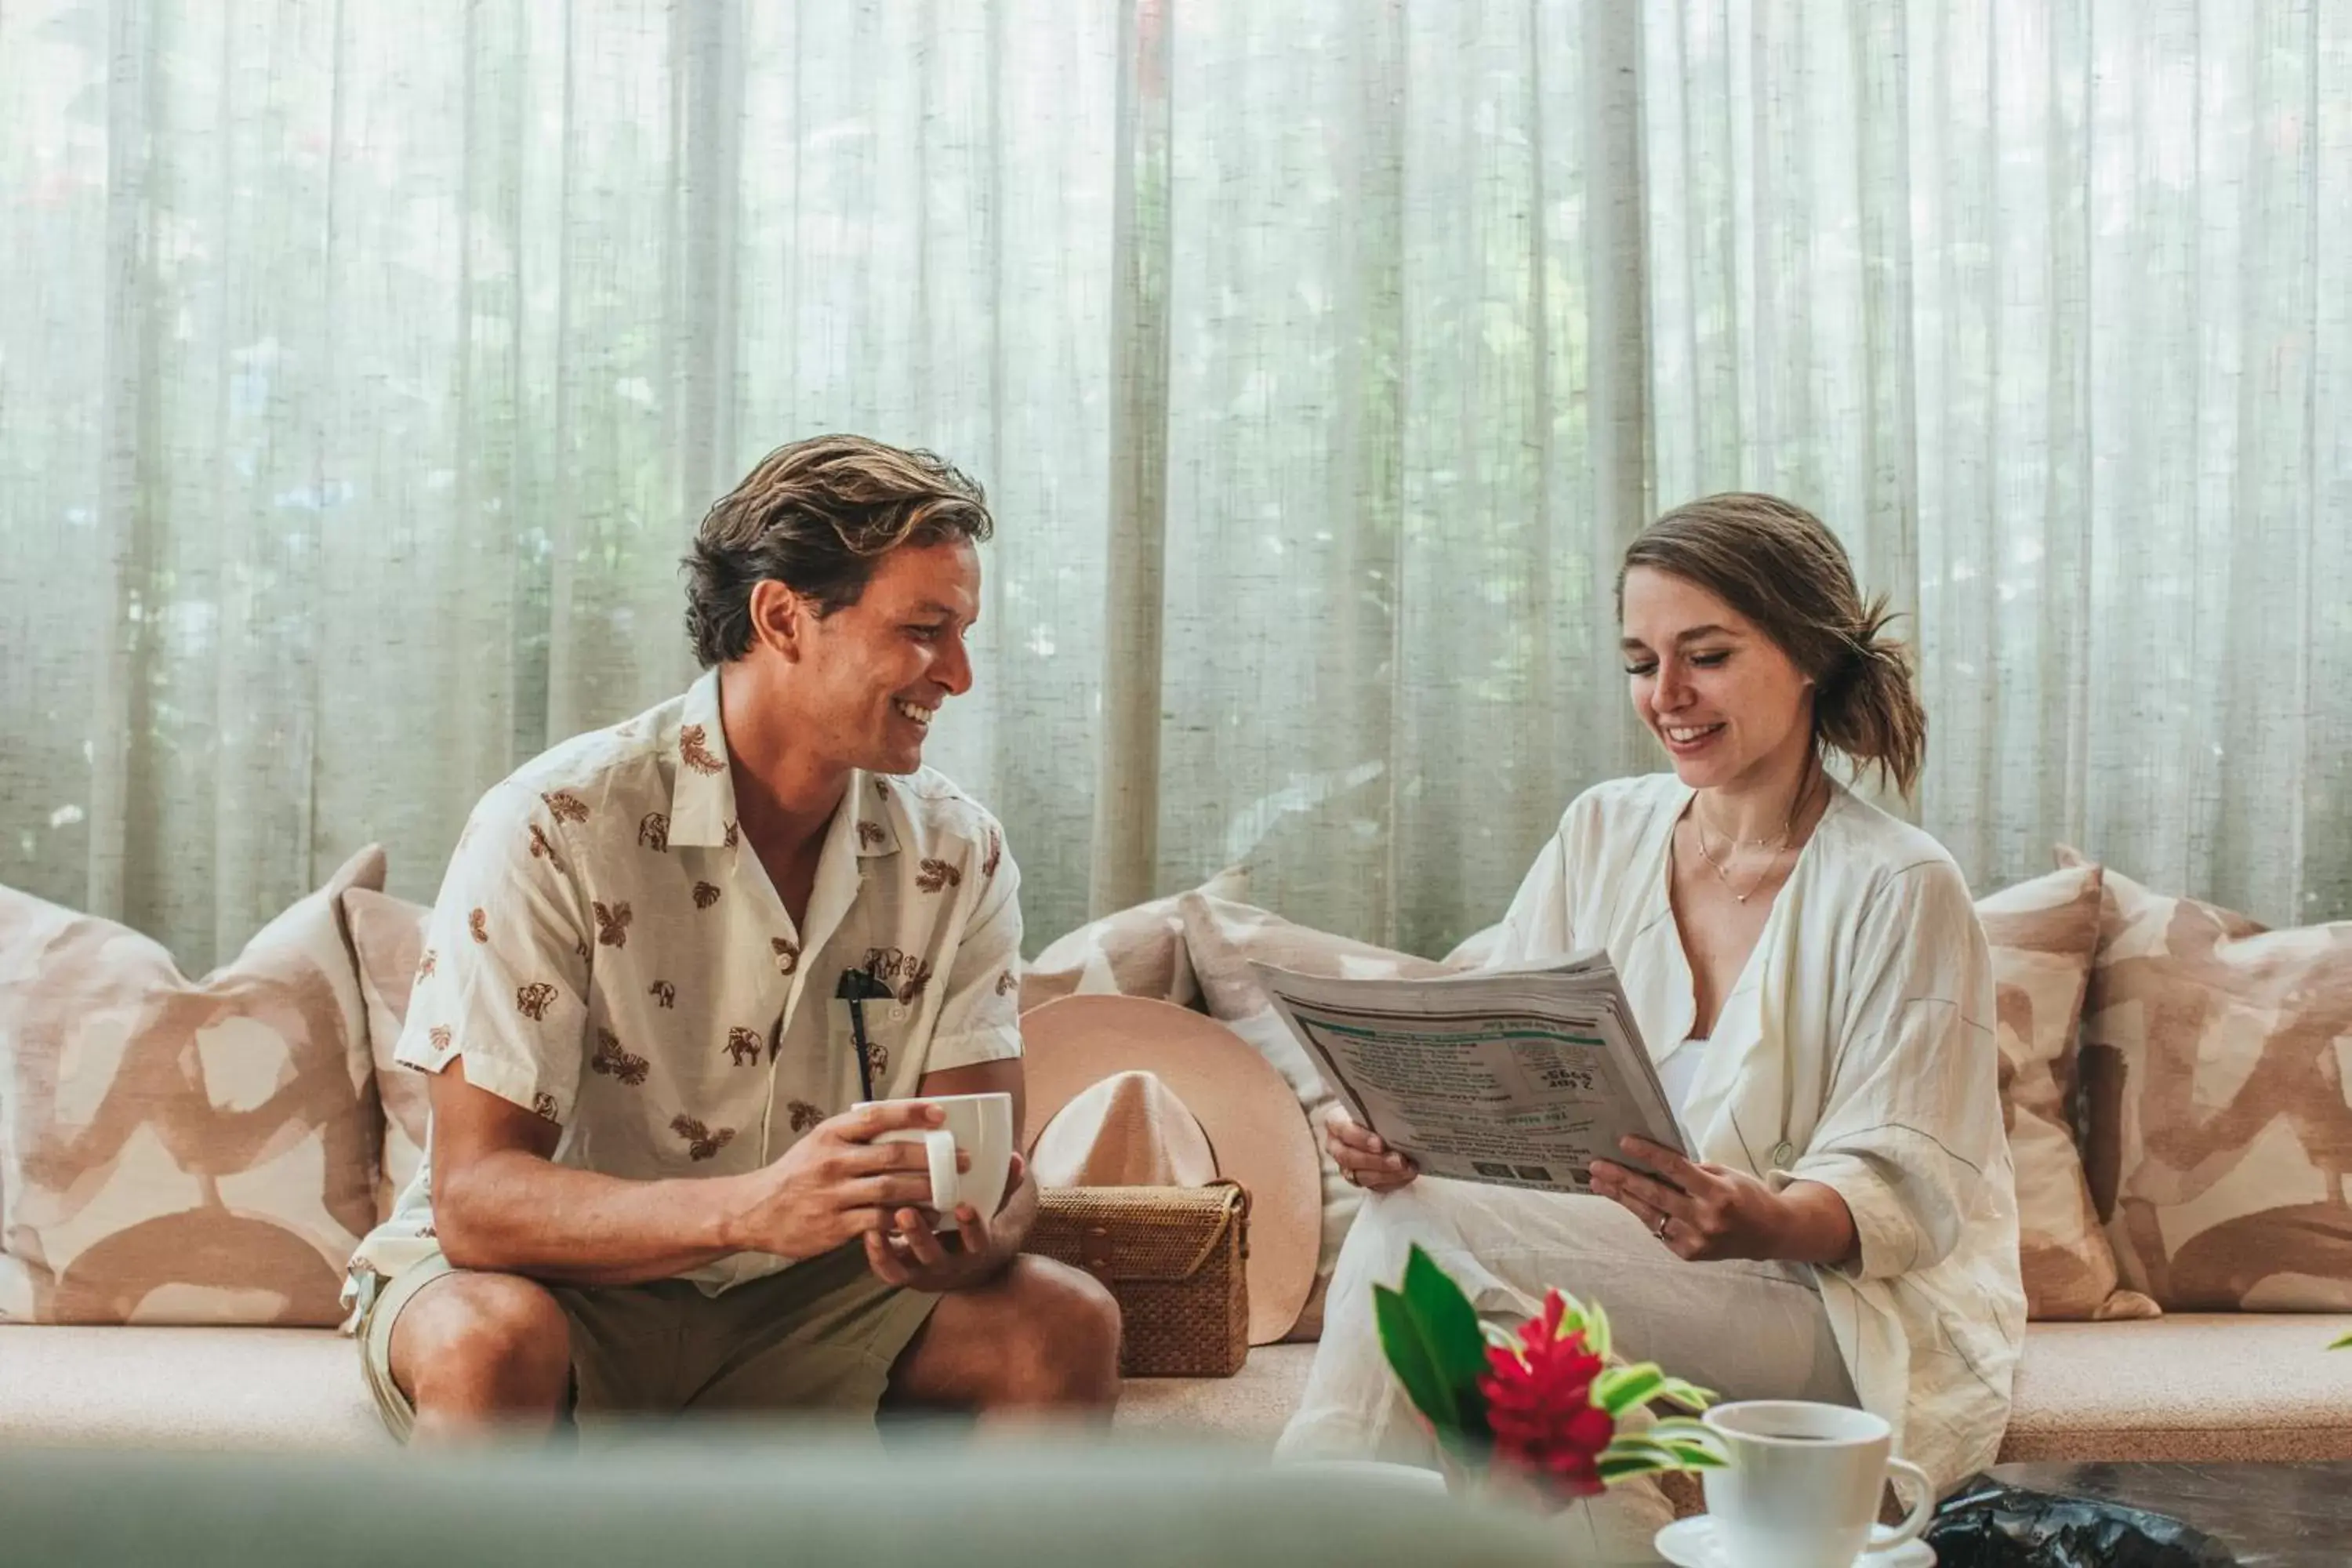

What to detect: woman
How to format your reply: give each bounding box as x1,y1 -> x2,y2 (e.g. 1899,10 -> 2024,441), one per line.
1279,495 -> 2024,1530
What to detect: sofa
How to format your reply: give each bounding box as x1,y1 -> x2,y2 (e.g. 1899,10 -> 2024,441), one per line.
5,844 -> 2352,1471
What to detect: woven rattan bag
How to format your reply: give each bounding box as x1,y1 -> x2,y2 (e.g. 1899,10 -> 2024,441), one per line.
1027,1183 -> 1250,1377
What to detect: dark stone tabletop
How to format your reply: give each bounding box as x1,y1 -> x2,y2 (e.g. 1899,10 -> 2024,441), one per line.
1984,1461 -> 2352,1568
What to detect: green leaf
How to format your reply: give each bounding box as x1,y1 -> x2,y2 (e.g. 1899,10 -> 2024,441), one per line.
1646,1417 -> 1719,1445
1602,1429 -> 1727,1478
1595,1363 -> 1667,1417
1599,1436 -> 1679,1465
1402,1245 -> 1491,1399
1650,1376 -> 1719,1413
1662,1443 -> 1730,1470
1634,1419 -> 1728,1472
2332,1330 -> 2352,1350
1581,1294 -> 1614,1361
1374,1283 -> 1458,1432
1598,1454 -> 1667,1481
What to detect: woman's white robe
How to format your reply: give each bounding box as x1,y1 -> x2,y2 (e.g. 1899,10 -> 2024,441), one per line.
1284,773 -> 2025,1494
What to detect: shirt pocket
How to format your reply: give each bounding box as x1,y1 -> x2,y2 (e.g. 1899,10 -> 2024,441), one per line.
829,991 -> 922,1102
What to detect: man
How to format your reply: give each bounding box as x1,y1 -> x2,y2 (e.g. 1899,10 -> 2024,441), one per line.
345,434 -> 1120,1439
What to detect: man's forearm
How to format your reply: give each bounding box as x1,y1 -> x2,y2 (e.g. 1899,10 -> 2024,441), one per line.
436,1150 -> 750,1287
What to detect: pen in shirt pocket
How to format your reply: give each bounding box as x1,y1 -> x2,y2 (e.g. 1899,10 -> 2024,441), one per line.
835,969 -> 893,1102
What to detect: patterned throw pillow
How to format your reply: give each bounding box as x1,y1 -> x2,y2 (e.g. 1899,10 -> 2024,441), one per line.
341,887 -> 434,1219
1177,892 -> 1457,1341
1018,865 -> 1251,1014
2062,850 -> 2352,1311
1977,866 -> 2158,1322
0,847 -> 384,1325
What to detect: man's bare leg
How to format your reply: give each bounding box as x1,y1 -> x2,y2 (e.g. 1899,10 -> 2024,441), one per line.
887,1254 -> 1120,1419
388,1271 -> 573,1441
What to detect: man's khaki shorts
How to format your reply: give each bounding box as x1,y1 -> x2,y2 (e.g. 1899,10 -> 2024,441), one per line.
355,1243 -> 940,1442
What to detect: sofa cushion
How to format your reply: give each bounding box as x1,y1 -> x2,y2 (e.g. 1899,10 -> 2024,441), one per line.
1019,866 -> 1251,1014
341,887 -> 433,1218
2001,1314 -> 2352,1463
0,1322 -> 1307,1455
0,848 -> 385,1326
1977,866 -> 2157,1323
9,1317 -> 2347,1468
1113,1341 -> 1319,1447
0,1323 -> 383,1450
2062,851 -> 2352,1311
1116,1322 -> 2352,1469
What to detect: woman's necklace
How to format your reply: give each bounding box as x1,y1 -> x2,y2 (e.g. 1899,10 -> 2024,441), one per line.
1692,768 -> 1817,905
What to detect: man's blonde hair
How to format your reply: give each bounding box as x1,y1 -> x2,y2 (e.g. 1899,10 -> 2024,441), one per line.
682,434 -> 993,667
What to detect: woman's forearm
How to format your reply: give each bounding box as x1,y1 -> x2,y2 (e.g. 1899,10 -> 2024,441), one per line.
1773,1179 -> 1860,1268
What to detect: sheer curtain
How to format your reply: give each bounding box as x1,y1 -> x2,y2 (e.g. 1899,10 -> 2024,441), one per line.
3,0 -> 2347,974
1647,0 -> 2352,928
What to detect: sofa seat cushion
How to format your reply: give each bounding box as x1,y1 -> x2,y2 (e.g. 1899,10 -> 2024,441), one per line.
1115,1321 -> 2352,1469
0,1325 -> 1311,1454
0,1325 -> 383,1451
13,1319 -> 2348,1469
1113,1341 -> 1317,1446
0,1328 -> 1317,1454
2002,1315 -> 2352,1463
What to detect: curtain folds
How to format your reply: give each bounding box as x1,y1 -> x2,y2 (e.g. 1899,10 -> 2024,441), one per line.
3,0 -> 2347,971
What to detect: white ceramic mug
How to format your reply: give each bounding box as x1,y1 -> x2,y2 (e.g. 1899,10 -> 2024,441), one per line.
1700,1400 -> 1933,1568
851,1091 -> 1014,1230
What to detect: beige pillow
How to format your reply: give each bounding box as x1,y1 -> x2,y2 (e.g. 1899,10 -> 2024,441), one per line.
1977,866 -> 2158,1322
2063,848 -> 2352,1311
1018,866 -> 1250,1014
341,887 -> 433,1219
0,847 -> 384,1325
1177,893 -> 1457,1341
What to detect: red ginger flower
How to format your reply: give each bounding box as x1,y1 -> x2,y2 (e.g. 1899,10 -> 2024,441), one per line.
1475,1289 -> 1615,1497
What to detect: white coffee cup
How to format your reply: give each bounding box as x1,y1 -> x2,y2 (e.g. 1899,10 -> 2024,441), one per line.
851,1091 -> 1014,1230
1700,1400 -> 1933,1568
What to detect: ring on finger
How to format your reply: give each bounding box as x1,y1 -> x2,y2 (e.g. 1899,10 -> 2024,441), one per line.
1654,1214 -> 1672,1241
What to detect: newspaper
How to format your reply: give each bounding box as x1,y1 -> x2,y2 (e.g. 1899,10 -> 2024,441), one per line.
1250,951 -> 1686,1195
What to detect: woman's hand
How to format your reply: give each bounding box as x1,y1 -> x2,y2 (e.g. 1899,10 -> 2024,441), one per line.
1588,1136 -> 1803,1263
1324,1105 -> 1418,1194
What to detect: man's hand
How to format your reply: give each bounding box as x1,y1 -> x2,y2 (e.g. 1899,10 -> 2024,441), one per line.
1588,1136 -> 1800,1263
720,1102 -> 969,1261
863,1152 -> 1029,1293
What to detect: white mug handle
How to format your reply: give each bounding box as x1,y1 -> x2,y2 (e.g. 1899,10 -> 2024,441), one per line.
920,1127 -> 960,1215
1868,1458 -> 1936,1552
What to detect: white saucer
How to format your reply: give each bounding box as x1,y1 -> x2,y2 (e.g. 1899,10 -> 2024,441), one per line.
1653,1515 -> 1936,1567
